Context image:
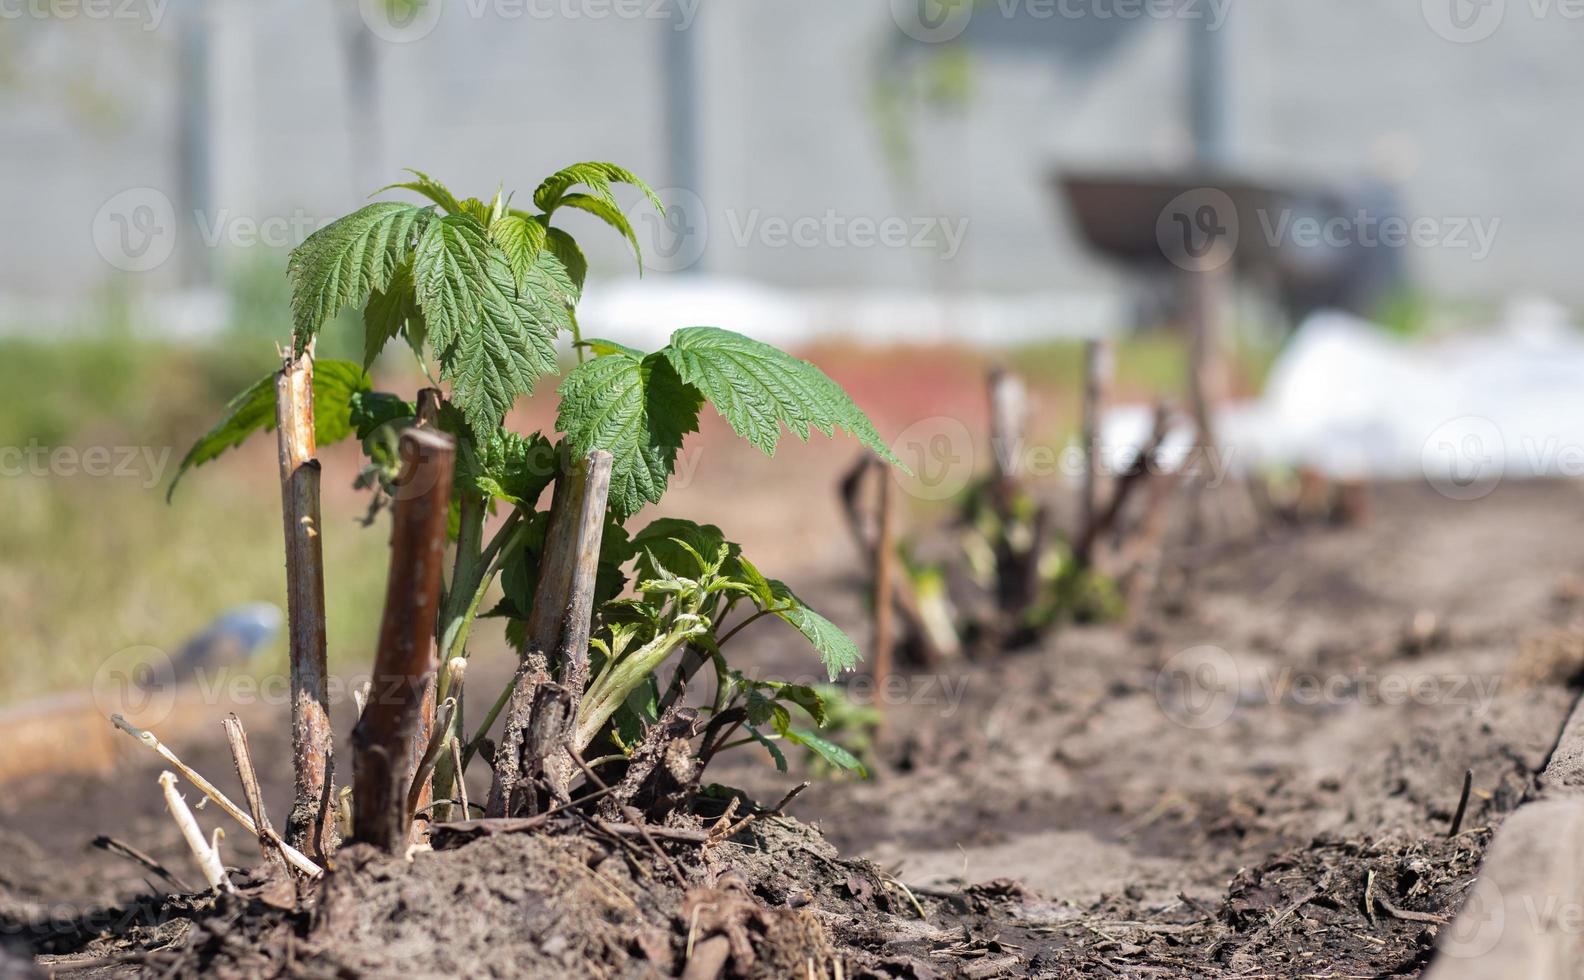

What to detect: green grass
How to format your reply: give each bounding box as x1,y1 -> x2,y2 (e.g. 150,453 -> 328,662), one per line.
0,328 -> 392,705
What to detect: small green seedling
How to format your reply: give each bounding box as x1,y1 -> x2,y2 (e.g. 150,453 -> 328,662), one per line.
172,162 -> 904,801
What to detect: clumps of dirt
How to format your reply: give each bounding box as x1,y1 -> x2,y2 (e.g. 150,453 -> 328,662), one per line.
81,816 -> 983,979
1213,832 -> 1487,975
16,804 -> 1507,979
1012,830 -> 1491,979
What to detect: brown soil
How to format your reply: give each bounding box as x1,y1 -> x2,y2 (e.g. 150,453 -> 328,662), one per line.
4,479 -> 1584,977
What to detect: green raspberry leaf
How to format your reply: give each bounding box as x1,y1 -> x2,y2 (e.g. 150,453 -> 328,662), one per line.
555,346 -> 703,518
458,429 -> 558,506
662,327 -> 903,470
362,259 -> 421,369
488,213 -> 548,292
168,360 -> 370,501
415,214 -> 563,438
781,726 -> 867,777
413,213 -> 492,353
376,169 -> 464,215
288,202 -> 431,351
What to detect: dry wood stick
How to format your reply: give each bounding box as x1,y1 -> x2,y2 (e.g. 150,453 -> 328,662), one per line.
220,714 -> 284,868
987,367 -> 1027,496
872,470 -> 897,731
409,388 -> 444,822
490,450 -> 613,814
159,772 -> 233,894
431,657 -> 468,822
839,455 -> 952,666
91,836 -> 192,892
1081,338 -> 1113,536
1449,768 -> 1474,837
406,697 -> 456,824
987,367 -> 1043,618
1182,246 -> 1230,559
411,387 -> 443,816
352,428 -> 455,851
449,735 -> 470,818
275,343 -> 334,859
1074,400 -> 1170,567
112,715 -> 323,878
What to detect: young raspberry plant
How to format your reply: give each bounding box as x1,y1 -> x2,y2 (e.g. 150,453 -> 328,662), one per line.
171,162 -> 903,802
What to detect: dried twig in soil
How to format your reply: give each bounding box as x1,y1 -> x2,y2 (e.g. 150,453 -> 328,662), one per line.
490,450 -> 613,813
840,454 -> 954,665
1074,399 -> 1171,566
1449,768 -> 1474,836
112,715 -> 322,878
274,343 -> 334,859
873,469 -> 897,731
405,697 -> 457,824
1080,338 -> 1113,535
159,771 -> 233,894
352,428 -> 455,852
221,714 -> 285,868
91,836 -> 192,892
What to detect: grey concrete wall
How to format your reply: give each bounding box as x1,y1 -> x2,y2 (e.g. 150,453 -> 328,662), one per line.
0,0 -> 1580,314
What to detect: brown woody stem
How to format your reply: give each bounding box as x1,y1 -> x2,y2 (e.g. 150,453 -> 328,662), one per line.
352,428 -> 456,852
275,343 -> 334,860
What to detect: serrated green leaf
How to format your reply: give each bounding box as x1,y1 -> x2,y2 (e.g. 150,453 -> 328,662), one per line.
414,214 -> 563,437
349,391 -> 415,440
629,518 -> 739,583
439,255 -> 563,438
457,197 -> 493,225
377,169 -> 463,214
662,327 -> 904,470
555,348 -> 703,517
168,360 -> 370,501
781,726 -> 866,776
543,227 -> 587,301
766,578 -> 862,680
488,213 -> 548,292
746,726 -> 788,772
556,193 -> 646,274
362,259 -> 419,369
457,429 -> 557,506
413,214 -> 492,352
288,202 -> 431,350
532,161 -> 662,215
